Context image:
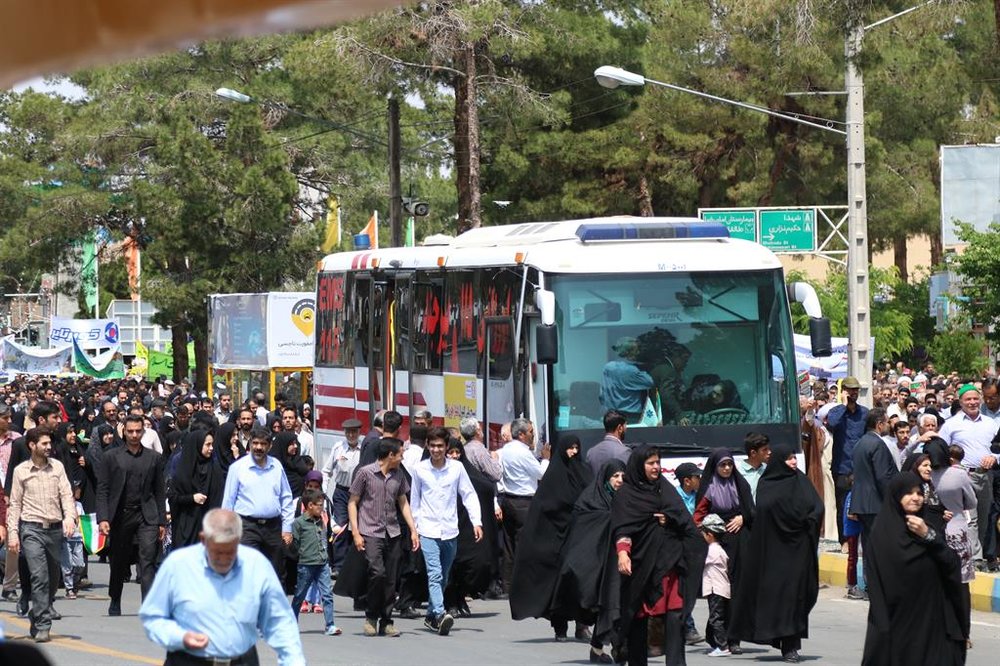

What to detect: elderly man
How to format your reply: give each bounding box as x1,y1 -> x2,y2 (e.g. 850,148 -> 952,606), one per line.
321,417 -> 363,573
140,509 -> 305,666
458,417 -> 501,483
937,384 -> 1000,565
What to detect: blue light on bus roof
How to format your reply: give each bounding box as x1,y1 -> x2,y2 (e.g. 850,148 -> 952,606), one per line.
575,221 -> 731,242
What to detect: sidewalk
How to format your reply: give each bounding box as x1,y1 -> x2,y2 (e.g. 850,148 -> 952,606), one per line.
819,551 -> 1000,612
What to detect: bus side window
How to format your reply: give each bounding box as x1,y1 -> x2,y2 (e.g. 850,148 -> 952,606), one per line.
413,272 -> 443,373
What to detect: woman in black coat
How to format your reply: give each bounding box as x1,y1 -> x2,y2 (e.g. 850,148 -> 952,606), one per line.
861,471 -> 966,665
509,434 -> 592,639
272,431 -> 309,498
729,443 -> 822,663
167,429 -> 225,548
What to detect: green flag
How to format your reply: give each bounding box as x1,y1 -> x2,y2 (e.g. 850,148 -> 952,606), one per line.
147,349 -> 173,380
73,339 -> 125,379
405,216 -> 415,247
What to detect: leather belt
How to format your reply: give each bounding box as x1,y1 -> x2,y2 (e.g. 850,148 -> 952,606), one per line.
166,649 -> 254,666
20,519 -> 61,529
239,515 -> 280,526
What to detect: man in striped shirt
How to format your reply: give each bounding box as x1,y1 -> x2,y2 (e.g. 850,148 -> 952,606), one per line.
347,438 -> 419,638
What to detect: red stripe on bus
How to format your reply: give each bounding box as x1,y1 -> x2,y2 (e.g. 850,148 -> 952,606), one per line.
314,385 -> 355,398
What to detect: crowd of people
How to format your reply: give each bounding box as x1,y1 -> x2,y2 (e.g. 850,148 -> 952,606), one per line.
0,364 -> 993,665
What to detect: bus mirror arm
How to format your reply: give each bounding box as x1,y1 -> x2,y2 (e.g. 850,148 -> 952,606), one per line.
789,282 -> 833,358
536,288 -> 556,326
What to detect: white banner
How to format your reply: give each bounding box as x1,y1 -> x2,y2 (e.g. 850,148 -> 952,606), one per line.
1,337 -> 74,375
794,334 -> 875,381
266,292 -> 315,368
50,317 -> 121,351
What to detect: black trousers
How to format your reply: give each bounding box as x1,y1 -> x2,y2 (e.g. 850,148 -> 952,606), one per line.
705,594 -> 729,650
240,518 -> 283,576
499,494 -> 532,591
858,513 -> 877,592
331,486 -> 351,571
363,535 -> 402,622
109,508 -> 160,604
164,646 -> 259,666
627,610 -> 686,666
834,473 -> 852,544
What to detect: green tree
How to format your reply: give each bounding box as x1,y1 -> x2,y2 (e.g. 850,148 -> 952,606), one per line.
927,320 -> 989,377
952,222 -> 1000,344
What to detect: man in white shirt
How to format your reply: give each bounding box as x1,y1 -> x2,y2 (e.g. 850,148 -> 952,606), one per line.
321,418 -> 362,573
497,418 -> 549,592
409,427 -> 482,635
280,406 -> 313,458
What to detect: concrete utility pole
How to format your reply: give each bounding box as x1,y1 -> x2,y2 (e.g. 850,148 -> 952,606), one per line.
388,96 -> 402,248
845,22 -> 872,406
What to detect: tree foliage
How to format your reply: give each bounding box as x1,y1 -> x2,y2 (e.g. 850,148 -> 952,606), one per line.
953,222 -> 1000,344
927,320 -> 989,377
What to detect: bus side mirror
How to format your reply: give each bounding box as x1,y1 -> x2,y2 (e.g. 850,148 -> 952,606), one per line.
536,325 -> 558,364
809,317 -> 832,357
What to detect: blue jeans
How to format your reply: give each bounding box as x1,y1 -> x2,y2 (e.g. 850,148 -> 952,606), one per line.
420,536 -> 458,617
291,563 -> 335,628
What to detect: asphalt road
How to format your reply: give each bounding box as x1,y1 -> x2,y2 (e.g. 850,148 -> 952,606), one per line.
2,561 -> 998,665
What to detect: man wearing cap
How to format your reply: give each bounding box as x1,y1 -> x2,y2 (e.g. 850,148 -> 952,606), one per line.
826,376 -> 869,544
599,337 -> 654,422
322,418 -> 363,573
937,384 -> 1000,563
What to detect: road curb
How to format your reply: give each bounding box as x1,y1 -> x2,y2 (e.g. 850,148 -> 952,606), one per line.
819,551 -> 1000,612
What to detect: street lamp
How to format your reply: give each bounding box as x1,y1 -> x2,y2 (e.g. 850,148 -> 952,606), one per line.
595,64 -> 871,403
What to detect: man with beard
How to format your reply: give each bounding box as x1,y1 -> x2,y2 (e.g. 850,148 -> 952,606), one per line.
97,414 -> 167,616
221,426 -> 294,574
235,407 -> 255,452
92,400 -> 121,445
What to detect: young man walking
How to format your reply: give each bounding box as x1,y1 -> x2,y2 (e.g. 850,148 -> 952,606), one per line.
410,427 -> 483,635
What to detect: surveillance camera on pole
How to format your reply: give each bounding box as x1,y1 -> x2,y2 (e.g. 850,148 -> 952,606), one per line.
402,197 -> 430,217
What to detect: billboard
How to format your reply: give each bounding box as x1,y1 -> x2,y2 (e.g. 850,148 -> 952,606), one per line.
49,317 -> 121,351
941,144 -> 1000,247
209,292 -> 314,369
266,293 -> 315,368
1,337 -> 74,375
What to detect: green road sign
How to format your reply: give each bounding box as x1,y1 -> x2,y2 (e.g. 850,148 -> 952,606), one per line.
758,209 -> 815,252
699,209 -> 757,241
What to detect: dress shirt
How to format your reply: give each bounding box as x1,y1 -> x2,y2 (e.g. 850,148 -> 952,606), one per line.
141,429 -> 163,454
463,439 -> 502,482
7,458 -> 75,537
295,429 -> 314,459
0,430 -> 17,480
402,443 -> 424,477
980,404 -> 1000,420
410,458 -> 481,540
938,411 -> 1000,470
498,440 -> 548,496
349,462 -> 410,539
140,543 -> 305,666
322,439 -> 361,491
221,455 -> 295,532
701,542 -> 730,598
827,403 -> 869,475
736,459 -> 766,500
600,361 -> 654,415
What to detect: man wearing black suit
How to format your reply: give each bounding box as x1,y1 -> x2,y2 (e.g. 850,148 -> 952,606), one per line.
97,413 -> 166,616
850,407 -> 898,591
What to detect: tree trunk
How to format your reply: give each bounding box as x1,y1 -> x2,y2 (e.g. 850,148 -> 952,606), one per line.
171,323 -> 189,384
193,331 -> 208,393
453,42 -> 482,234
893,235 -> 908,283
995,0 -> 1000,53
929,231 -> 943,268
637,173 -> 654,216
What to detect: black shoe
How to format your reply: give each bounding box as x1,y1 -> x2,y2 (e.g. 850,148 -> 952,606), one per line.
77,578 -> 93,589
575,624 -> 593,641
458,601 -> 472,617
685,629 -> 704,645
16,601 -> 28,617
396,606 -> 420,619
29,622 -> 37,638
1,590 -> 17,601
438,613 -> 454,636
783,650 -> 801,663
50,606 -> 62,621
590,650 -> 614,664
729,643 -> 743,655
108,601 -> 122,616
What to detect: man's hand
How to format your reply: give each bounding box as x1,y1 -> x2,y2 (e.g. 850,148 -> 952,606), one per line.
7,535 -> 18,554
99,520 -> 111,536
78,456 -> 86,468
541,443 -> 551,461
193,493 -> 208,505
473,526 -> 483,542
410,532 -> 420,552
617,551 -> 631,576
63,518 -> 77,539
980,456 -> 997,470
281,531 -> 293,546
158,526 -> 167,542
726,515 -> 744,534
495,506 -> 503,522
0,525 -> 7,545
183,632 -> 210,650
353,533 -> 366,552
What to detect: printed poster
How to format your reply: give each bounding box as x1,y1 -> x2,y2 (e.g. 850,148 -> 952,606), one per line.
444,372 -> 478,429
266,292 -> 315,368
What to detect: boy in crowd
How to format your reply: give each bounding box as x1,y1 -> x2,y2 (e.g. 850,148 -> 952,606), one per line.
290,488 -> 341,636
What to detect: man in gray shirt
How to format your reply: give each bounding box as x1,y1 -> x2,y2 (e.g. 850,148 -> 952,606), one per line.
458,417 -> 501,482
585,410 -> 631,477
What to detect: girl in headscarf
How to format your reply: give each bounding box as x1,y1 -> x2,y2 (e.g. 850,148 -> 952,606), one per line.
902,452 -> 947,534
299,401 -> 314,434
609,444 -> 704,666
510,435 -> 592,641
551,459 -> 626,664
167,429 -> 224,548
925,436 -> 975,644
729,443 -> 822,664
272,431 -> 309,497
214,421 -> 245,473
443,437 -> 498,617
861,471 -> 966,665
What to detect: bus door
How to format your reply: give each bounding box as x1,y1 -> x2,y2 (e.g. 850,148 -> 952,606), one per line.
354,276 -> 393,419
482,315 -> 517,447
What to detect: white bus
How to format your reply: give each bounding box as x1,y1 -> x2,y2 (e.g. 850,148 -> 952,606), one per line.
312,216 -> 830,464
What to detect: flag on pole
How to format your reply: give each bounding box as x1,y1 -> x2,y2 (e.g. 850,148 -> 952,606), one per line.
123,237 -> 140,301
361,211 -> 379,249
80,513 -> 107,554
321,195 -> 342,253
405,216 -> 415,247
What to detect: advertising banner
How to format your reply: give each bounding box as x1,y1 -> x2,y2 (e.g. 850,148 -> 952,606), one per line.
266,292 -> 315,368
1,337 -> 74,375
209,294 -> 268,369
50,317 -> 121,351
794,334 -> 875,381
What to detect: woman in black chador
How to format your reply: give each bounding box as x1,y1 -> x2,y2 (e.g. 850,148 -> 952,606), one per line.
167,429 -> 224,548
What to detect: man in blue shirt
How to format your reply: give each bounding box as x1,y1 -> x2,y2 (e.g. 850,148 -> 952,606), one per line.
826,376 -> 869,544
600,337 -> 654,421
221,427 -> 294,574
140,509 -> 305,666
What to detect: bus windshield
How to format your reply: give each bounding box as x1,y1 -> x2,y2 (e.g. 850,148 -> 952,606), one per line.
548,269 -> 798,452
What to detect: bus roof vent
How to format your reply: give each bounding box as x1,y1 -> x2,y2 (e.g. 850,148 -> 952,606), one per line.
575,220 -> 730,242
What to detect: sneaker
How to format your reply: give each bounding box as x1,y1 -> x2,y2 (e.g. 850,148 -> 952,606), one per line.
438,613 -> 454,636
707,647 -> 731,657
363,618 -> 378,637
325,625 -> 342,636
1,590 -> 18,601
424,615 -> 440,632
685,629 -> 705,645
396,606 -> 420,619
782,650 -> 802,663
380,621 -> 400,638
312,604 -> 324,614
846,586 -> 866,600
299,601 -> 311,613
